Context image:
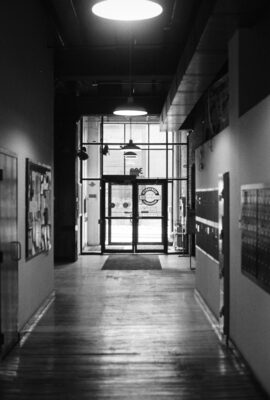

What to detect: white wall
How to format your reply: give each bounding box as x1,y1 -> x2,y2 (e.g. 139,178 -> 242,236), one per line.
0,0 -> 54,329
195,128 -> 233,319
196,27 -> 270,394
229,30 -> 270,394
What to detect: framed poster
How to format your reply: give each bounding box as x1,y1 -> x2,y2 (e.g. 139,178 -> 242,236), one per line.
26,159 -> 52,260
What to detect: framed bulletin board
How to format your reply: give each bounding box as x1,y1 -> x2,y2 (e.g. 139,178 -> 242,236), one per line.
26,159 -> 52,260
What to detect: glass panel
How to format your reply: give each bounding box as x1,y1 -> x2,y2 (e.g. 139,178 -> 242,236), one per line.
149,124 -> 166,148
105,244 -> 133,251
167,181 -> 173,240
106,219 -> 133,244
138,219 -> 162,243
82,116 -> 100,143
82,180 -> 100,251
137,244 -> 164,251
179,130 -> 188,143
124,149 -> 148,178
82,145 -> 100,179
168,179 -> 188,253
103,149 -> 124,175
107,184 -> 133,218
168,149 -> 173,179
172,180 -> 187,228
103,124 -> 124,148
172,130 -> 188,144
168,131 -> 173,144
180,145 -> 188,178
168,144 -> 187,179
149,149 -> 166,178
125,124 -> 148,148
82,116 -> 88,143
138,184 -> 162,217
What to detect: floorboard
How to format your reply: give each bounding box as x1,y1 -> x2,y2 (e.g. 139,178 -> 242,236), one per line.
0,255 -> 267,399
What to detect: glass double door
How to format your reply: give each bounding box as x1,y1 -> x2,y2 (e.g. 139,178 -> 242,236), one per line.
101,179 -> 167,252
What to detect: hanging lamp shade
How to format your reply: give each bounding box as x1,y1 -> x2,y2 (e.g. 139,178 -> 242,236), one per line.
120,139 -> 141,152
92,0 -> 163,21
113,96 -> 147,117
123,150 -> 138,159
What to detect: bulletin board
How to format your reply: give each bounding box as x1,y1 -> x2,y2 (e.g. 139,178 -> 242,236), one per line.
26,159 -> 52,260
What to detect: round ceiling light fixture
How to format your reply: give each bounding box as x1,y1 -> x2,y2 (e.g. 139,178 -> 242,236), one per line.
113,97 -> 147,117
92,0 -> 163,21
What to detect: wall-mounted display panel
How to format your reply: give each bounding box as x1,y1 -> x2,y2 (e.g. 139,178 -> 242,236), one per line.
196,189 -> 219,222
195,221 -> 219,261
26,159 -> 52,260
195,189 -> 219,261
241,184 -> 270,293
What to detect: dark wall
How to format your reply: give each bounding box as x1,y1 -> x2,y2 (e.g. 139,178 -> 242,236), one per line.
0,0 -> 54,328
239,11 -> 270,116
54,94 -> 79,262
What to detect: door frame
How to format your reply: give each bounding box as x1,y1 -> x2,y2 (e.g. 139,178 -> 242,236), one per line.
101,175 -> 168,253
218,172 -> 230,342
0,147 -> 19,358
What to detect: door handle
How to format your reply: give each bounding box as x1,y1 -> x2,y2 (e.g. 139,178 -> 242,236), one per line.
11,241 -> 22,261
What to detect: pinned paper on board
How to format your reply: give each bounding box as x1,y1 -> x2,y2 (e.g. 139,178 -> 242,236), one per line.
26,159 -> 52,260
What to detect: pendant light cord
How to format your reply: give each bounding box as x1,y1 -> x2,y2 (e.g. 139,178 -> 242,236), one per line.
129,32 -> 133,97
128,31 -> 133,142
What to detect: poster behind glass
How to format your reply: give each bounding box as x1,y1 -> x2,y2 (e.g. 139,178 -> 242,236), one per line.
26,159 -> 52,260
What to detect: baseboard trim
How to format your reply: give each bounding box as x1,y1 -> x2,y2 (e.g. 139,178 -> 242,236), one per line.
19,290 -> 55,347
194,289 -> 223,342
195,289 -> 269,397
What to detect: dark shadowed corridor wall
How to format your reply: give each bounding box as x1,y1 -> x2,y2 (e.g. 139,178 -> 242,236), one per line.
0,0 -> 54,329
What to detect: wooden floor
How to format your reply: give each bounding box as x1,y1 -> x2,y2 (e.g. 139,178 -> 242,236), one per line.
0,255 -> 268,399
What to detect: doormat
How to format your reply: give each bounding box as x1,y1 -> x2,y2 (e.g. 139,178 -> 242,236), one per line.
102,254 -> 162,270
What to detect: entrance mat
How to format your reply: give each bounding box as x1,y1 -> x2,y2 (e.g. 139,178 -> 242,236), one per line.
102,254 -> 162,270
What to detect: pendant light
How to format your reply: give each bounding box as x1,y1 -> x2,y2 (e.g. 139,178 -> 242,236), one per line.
113,35 -> 147,117
114,96 -> 147,116
120,119 -> 141,158
121,139 -> 141,152
92,0 -> 163,21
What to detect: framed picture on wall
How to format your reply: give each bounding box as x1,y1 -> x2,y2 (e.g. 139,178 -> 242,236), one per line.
26,159 -> 52,260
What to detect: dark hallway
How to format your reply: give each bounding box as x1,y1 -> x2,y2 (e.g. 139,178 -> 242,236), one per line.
0,0 -> 270,398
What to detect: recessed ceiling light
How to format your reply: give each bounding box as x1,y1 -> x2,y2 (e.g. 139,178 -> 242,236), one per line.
92,0 -> 163,21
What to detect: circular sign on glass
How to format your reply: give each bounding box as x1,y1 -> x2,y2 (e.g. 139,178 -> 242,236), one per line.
141,187 -> 160,206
